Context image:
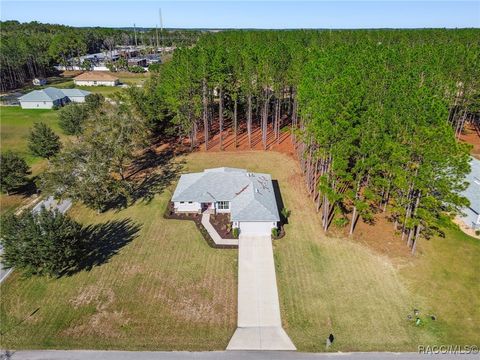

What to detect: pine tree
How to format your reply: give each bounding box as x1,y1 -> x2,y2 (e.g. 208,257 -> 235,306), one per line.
28,122 -> 61,159
0,151 -> 30,194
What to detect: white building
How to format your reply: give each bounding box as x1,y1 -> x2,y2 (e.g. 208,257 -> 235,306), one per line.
60,89 -> 92,103
172,167 -> 280,236
73,72 -> 119,87
18,87 -> 91,109
460,157 -> 480,230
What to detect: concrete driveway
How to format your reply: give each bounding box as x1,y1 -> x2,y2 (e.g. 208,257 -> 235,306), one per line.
227,235 -> 295,350
0,244 -> 13,283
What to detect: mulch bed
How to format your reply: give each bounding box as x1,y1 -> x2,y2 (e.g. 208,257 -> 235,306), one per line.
209,213 -> 238,239
272,226 -> 286,240
163,201 -> 238,249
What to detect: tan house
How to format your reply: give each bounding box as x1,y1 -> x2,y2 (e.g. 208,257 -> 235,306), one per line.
73,72 -> 119,87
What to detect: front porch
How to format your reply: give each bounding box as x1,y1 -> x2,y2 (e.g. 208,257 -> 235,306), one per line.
201,202 -> 216,214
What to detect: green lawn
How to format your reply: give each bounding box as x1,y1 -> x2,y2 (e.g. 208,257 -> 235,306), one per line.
1,107 -> 62,165
0,106 -> 65,215
0,151 -> 478,351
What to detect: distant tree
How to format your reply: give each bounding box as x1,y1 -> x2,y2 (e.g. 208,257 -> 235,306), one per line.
58,103 -> 88,135
0,208 -> 83,276
28,122 -> 61,159
116,57 -> 128,71
80,59 -> 92,71
0,151 -> 30,194
84,93 -> 104,111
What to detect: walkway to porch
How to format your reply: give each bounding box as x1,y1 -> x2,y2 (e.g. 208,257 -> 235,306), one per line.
201,213 -> 239,246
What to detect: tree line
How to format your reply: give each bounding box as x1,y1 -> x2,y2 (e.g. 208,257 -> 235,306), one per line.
138,29 -> 479,253
0,20 -> 201,90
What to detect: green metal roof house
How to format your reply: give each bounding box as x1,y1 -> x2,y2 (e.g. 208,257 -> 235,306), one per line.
18,87 -> 91,109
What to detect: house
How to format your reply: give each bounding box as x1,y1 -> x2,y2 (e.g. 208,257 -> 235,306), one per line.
460,157 -> 480,230
60,89 -> 91,103
172,167 -> 280,236
127,57 -> 147,67
73,72 -> 119,87
18,87 -> 91,109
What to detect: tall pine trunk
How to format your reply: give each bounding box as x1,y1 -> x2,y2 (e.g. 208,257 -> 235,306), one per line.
234,98 -> 238,148
247,94 -> 252,148
219,86 -> 223,150
202,79 -> 208,150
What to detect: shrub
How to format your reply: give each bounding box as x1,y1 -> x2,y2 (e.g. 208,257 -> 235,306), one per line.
281,207 -> 291,220
476,230 -> 480,236
232,227 -> 239,238
333,216 -> 348,228
272,227 -> 279,237
1,208 -> 83,276
129,65 -> 146,73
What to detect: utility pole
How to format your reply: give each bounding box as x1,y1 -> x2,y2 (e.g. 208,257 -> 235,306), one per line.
159,8 -> 164,57
155,24 -> 159,52
134,23 -> 138,48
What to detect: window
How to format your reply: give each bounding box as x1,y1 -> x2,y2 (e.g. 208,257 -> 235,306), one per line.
217,201 -> 229,210
180,201 -> 185,204
188,201 -> 193,204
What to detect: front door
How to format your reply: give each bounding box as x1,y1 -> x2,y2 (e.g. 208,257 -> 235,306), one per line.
202,202 -> 213,212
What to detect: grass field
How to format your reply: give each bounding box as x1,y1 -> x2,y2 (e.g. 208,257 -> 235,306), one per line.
0,151 -> 478,351
1,107 -> 63,165
0,106 -> 65,215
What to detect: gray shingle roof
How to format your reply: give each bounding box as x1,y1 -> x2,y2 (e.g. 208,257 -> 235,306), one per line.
172,167 -> 280,222
462,157 -> 480,213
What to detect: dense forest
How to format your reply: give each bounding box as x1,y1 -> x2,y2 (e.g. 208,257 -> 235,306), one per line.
134,29 -> 479,253
0,21 -> 201,90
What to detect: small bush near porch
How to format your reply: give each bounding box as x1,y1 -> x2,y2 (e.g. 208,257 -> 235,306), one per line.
209,213 -> 237,239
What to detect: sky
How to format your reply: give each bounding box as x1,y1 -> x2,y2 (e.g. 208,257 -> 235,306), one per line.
1,1 -> 479,29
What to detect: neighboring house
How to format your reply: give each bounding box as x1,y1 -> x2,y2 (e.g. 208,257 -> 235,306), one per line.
18,87 -> 91,109
460,157 -> 480,230
172,167 -> 280,236
19,87 -> 67,109
74,71 -> 119,86
60,89 -> 91,103
128,58 -> 148,67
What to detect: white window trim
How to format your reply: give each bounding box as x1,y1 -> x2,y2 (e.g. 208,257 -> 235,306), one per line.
217,201 -> 229,210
